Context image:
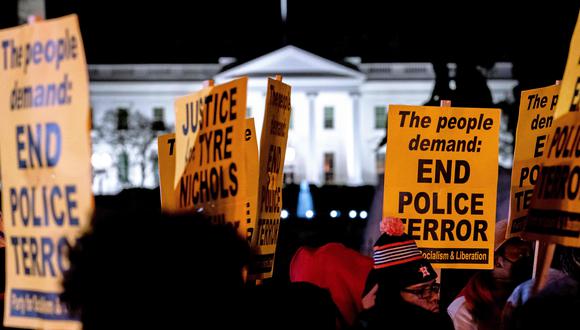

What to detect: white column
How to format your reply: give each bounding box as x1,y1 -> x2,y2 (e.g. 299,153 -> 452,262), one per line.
306,92 -> 320,185
347,92 -> 363,185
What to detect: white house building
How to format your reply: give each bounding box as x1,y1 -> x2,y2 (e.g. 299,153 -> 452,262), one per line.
89,45 -> 516,194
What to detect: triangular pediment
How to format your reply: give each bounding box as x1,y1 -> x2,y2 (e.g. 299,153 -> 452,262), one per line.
215,45 -> 365,80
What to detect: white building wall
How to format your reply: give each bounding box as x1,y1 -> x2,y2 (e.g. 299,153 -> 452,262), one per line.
315,92 -> 352,185
90,82 -> 202,194
87,65 -> 517,194
359,81 -> 435,184
286,92 -> 311,184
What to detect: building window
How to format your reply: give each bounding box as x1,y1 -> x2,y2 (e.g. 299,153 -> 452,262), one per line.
246,107 -> 252,118
324,106 -> 334,129
118,151 -> 130,184
117,108 -> 129,130
375,106 -> 387,129
152,107 -> 165,131
324,152 -> 335,184
284,169 -> 295,185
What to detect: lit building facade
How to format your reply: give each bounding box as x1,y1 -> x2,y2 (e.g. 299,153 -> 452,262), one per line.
89,46 -> 516,194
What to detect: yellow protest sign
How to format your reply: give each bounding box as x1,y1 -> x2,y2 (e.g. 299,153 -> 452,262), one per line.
251,77 -> 292,279
157,133 -> 177,211
173,77 -> 248,232
242,118 -> 259,244
383,105 -> 500,269
525,12 -> 580,246
554,12 -> 580,120
0,15 -> 91,329
507,85 -> 559,238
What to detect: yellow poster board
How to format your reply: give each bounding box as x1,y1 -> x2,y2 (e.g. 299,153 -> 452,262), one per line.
251,78 -> 292,279
526,12 -> 580,246
383,105 -> 500,269
242,118 -> 259,244
507,85 -> 559,238
554,12 -> 580,120
157,133 -> 177,211
173,77 -> 248,232
0,15 -> 91,329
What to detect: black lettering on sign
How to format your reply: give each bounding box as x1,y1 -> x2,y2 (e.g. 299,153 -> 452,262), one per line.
547,125 -> 580,159
398,191 -> 484,215
409,135 -> 482,153
417,159 -> 470,184
181,88 -> 239,135
197,126 -> 234,166
519,165 -> 540,187
398,111 -> 432,128
16,123 -> 61,169
531,115 -> 553,130
536,165 -> 580,201
258,218 -> 280,246
570,76 -> 580,112
167,138 -> 175,156
401,218 -> 488,242
178,163 -> 239,208
436,113 -> 493,134
269,85 -> 290,110
10,235 -> 76,278
9,184 -> 80,228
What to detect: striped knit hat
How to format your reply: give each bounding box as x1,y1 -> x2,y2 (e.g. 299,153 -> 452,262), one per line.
372,233 -> 437,289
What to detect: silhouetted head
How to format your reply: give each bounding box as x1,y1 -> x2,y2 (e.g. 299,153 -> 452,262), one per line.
62,207 -> 250,329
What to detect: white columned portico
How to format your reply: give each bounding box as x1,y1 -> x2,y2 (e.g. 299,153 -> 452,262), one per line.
306,91 -> 320,185
347,91 -> 363,185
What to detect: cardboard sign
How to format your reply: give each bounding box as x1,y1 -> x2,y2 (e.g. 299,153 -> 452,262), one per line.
554,12 -> 580,120
0,15 -> 92,329
383,105 -> 500,269
525,12 -> 580,247
507,85 -> 559,238
157,133 -> 177,211
251,78 -> 292,278
242,118 -> 259,244
173,77 -> 248,232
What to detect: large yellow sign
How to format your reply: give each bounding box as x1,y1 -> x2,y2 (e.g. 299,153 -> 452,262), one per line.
173,77 -> 248,232
242,118 -> 259,244
157,133 -> 177,211
0,15 -> 91,329
251,78 -> 292,279
507,85 -> 559,238
384,105 -> 500,269
526,12 -> 580,246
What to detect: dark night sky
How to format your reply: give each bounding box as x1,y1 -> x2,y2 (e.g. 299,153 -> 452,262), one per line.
1,1 -> 579,86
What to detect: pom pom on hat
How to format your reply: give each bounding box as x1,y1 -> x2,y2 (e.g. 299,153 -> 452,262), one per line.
380,217 -> 404,236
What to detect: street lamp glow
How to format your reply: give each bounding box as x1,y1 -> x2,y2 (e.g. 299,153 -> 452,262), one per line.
330,210 -> 338,218
349,210 -> 357,219
360,211 -> 368,219
305,210 -> 314,219
281,209 -> 289,219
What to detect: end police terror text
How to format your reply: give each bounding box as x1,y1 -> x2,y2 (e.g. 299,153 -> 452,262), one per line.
8,121 -> 80,278
179,87 -> 240,208
398,158 -> 488,242
536,123 -> 580,202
